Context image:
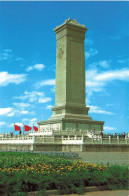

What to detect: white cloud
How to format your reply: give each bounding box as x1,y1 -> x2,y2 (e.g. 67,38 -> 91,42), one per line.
7,109 -> 29,117
20,111 -> 28,114
99,61 -> 110,69
104,126 -> 116,131
0,49 -> 12,61
9,123 -> 23,128
13,103 -> 30,108
35,79 -> 55,89
22,118 -> 29,122
0,106 -> 31,117
86,68 -> 129,99
14,91 -> 45,102
117,58 -> 129,64
39,97 -> 52,103
28,118 -> 38,126
0,121 -> 6,127
14,90 -> 51,106
0,72 -> 26,86
88,60 -> 110,69
85,48 -> 98,59
37,79 -> 55,88
95,69 -> 129,81
88,105 -> 114,115
0,108 -> 13,115
50,87 -> 55,93
26,64 -> 45,72
7,112 -> 15,117
46,105 -> 53,110
85,38 -> 93,45
30,118 -> 37,122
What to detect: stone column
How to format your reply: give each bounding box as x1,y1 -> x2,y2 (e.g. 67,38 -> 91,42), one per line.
109,135 -> 111,144
117,135 -> 120,144
51,18 -> 91,119
38,18 -> 104,135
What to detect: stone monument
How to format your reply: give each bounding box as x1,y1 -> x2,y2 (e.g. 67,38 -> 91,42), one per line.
38,18 -> 104,134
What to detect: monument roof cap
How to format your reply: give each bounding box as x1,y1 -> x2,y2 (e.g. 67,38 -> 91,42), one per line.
54,18 -> 87,32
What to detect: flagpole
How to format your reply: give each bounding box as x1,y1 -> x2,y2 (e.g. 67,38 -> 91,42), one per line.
13,123 -> 15,135
23,123 -> 24,136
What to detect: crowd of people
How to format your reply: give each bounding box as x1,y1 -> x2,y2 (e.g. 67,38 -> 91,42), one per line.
90,129 -> 127,138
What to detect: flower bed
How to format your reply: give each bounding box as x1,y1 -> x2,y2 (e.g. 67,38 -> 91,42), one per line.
0,152 -> 128,195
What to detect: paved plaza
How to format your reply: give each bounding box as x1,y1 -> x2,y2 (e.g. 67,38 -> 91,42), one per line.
61,190 -> 129,196
79,152 -> 129,166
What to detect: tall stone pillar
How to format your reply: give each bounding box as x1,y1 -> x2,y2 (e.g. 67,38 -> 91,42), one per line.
50,18 -> 91,121
38,18 -> 104,134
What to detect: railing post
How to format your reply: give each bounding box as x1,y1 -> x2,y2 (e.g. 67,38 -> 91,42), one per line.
53,135 -> 55,143
92,135 -> 94,144
82,135 -> 84,144
109,135 -> 111,144
75,135 -> 77,144
79,135 -> 83,152
125,136 -> 127,144
33,135 -> 35,144
117,135 -> 120,144
30,135 -> 35,151
68,135 -> 70,144
100,135 -> 103,144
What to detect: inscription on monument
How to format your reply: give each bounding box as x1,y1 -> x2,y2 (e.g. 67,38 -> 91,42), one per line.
57,45 -> 64,59
50,123 -> 61,130
40,123 -> 61,131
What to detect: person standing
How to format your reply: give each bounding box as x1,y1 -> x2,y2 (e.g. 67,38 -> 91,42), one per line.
100,130 -> 103,137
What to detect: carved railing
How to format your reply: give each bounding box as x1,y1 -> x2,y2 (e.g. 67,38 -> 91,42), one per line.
0,134 -> 128,145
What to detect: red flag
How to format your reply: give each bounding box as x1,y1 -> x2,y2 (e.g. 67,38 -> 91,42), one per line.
14,124 -> 21,131
24,125 -> 31,131
33,125 -> 38,131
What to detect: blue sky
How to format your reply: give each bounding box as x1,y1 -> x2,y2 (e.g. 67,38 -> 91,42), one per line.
0,1 -> 129,134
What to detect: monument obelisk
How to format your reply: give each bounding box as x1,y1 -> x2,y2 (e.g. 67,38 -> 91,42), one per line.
38,18 -> 104,133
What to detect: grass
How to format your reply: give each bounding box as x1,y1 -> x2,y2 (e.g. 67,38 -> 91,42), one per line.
0,152 -> 128,195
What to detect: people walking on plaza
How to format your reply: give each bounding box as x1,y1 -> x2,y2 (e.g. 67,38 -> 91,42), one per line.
100,130 -> 103,137
122,132 -> 125,138
115,133 -> 117,137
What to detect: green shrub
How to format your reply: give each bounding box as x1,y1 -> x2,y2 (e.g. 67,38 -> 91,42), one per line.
0,152 -> 128,194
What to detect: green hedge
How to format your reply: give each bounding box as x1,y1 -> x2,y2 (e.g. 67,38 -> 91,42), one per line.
0,152 -> 128,195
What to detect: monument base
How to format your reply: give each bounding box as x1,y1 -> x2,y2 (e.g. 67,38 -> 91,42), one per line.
38,117 -> 104,135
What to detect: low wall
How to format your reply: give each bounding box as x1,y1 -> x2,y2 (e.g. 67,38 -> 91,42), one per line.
0,143 -> 129,152
33,144 -> 81,152
0,144 -> 31,151
82,144 -> 129,152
